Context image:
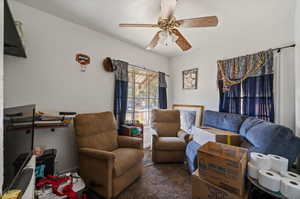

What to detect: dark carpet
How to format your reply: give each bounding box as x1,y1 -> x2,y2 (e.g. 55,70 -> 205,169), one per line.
86,149 -> 192,199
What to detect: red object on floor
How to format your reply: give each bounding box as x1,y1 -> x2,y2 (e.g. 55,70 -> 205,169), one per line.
36,175 -> 87,199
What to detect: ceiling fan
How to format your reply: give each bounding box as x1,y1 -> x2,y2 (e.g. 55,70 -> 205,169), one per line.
119,0 -> 219,51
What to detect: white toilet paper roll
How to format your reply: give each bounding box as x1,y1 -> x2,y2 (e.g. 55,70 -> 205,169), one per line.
281,177 -> 300,199
268,154 -> 288,174
248,162 -> 258,179
281,178 -> 288,197
258,170 -> 281,192
250,153 -> 271,170
281,171 -> 300,182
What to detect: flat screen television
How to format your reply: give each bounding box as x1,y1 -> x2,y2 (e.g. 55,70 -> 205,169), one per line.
3,104 -> 35,192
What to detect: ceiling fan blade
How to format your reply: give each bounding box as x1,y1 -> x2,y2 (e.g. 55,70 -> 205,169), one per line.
161,0 -> 177,19
119,24 -> 159,28
177,16 -> 219,28
171,29 -> 192,51
146,31 -> 161,50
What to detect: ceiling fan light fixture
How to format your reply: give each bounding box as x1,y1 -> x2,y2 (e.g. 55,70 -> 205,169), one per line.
120,0 -> 218,51
158,30 -> 179,46
170,32 -> 179,42
158,30 -> 168,46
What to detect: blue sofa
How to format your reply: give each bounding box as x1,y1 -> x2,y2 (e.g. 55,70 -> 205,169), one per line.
186,110 -> 300,173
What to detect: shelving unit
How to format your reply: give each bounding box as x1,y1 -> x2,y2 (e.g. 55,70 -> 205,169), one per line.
120,123 -> 144,140
8,122 -> 71,132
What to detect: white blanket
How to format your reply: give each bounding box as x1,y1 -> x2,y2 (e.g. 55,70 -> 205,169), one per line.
191,127 -> 217,146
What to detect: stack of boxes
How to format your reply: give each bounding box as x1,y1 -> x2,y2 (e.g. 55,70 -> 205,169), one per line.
192,141 -> 248,199
192,126 -> 241,147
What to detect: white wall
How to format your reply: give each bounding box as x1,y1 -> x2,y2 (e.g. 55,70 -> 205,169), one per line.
4,1 -> 170,172
170,6 -> 295,112
0,0 -> 4,194
295,1 -> 300,137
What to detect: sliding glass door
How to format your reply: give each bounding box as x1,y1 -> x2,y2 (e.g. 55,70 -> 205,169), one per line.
126,66 -> 159,126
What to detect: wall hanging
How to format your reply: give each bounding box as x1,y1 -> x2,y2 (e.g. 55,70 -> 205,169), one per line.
172,104 -> 205,132
182,68 -> 198,89
102,57 -> 115,72
75,53 -> 90,72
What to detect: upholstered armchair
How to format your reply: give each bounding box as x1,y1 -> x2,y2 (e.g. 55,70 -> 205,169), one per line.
74,112 -> 144,199
151,109 -> 191,163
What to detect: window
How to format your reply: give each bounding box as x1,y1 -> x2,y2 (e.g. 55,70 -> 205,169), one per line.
126,66 -> 159,125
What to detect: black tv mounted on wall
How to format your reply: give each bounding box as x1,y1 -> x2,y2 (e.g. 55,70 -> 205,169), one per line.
3,104 -> 35,193
4,0 -> 26,58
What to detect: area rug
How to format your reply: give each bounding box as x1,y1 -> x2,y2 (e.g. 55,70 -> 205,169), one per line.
86,150 -> 192,199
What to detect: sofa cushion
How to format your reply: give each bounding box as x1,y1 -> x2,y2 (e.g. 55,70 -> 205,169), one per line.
203,110 -> 245,133
151,109 -> 180,137
152,122 -> 181,137
74,112 -> 119,151
239,118 -> 274,151
154,137 -> 186,151
240,117 -> 300,167
152,109 -> 180,123
112,148 -> 144,177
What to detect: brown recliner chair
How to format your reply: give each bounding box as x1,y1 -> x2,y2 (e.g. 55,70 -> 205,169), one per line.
74,112 -> 144,199
151,109 -> 191,163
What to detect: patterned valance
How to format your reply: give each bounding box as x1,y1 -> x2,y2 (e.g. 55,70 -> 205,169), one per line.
113,60 -> 128,81
218,50 -> 273,91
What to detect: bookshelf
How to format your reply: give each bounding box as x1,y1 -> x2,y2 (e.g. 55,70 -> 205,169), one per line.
7,111 -> 75,132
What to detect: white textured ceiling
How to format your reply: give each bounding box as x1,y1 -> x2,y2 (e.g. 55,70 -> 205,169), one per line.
14,0 -> 295,57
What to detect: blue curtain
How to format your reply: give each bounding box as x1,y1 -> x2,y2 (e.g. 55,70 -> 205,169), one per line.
218,50 -> 274,121
242,74 -> 274,122
159,72 -> 167,109
113,60 -> 128,132
219,80 -> 242,114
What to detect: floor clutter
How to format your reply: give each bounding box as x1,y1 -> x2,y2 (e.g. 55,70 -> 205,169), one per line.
249,152 -> 300,199
35,173 -> 86,199
192,171 -> 247,199
3,107 -> 300,199
31,110 -> 300,199
192,142 -> 248,199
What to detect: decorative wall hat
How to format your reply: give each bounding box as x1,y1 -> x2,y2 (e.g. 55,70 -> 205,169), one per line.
102,57 -> 115,72
75,53 -> 90,72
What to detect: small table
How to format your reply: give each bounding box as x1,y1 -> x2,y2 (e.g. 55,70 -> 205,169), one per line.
247,176 -> 286,199
121,124 -> 144,139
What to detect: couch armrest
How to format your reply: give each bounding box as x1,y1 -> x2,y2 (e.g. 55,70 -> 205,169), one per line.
118,136 -> 143,149
177,130 -> 192,143
79,148 -> 115,160
78,148 -> 114,198
152,131 -> 159,150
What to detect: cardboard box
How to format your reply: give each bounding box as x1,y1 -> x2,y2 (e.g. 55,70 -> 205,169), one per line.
192,170 -> 247,199
197,142 -> 248,196
192,126 -> 241,147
